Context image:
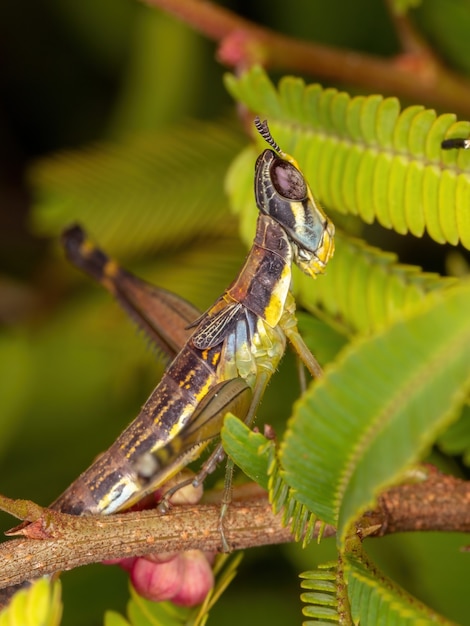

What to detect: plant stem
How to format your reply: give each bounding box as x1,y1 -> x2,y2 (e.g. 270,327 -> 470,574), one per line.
0,473 -> 468,594
143,0 -> 470,116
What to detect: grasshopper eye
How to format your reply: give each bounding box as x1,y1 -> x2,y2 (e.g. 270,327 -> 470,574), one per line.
271,159 -> 307,201
254,119 -> 335,277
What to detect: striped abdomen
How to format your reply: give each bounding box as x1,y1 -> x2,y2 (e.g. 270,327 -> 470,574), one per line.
51,341 -> 222,515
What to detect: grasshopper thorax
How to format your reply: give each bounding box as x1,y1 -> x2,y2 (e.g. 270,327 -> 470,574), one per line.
254,120 -> 335,278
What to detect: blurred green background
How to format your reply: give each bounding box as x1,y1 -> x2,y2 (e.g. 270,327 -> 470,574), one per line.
0,1 -> 469,624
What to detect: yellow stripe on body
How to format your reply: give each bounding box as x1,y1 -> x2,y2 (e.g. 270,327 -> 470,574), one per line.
103,259 -> 120,278
78,238 -> 95,258
178,368 -> 197,390
77,236 -> 120,291
262,262 -> 292,328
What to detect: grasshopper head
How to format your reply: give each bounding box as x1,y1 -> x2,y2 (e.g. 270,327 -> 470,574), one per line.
254,119 -> 335,278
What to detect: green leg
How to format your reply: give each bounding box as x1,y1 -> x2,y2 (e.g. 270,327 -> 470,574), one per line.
284,324 -> 323,379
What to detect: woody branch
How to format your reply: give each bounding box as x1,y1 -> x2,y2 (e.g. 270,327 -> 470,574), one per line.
142,0 -> 470,116
0,473 -> 468,590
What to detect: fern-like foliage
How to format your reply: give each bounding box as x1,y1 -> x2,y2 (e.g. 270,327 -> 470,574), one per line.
221,414 -> 318,546
226,144 -> 456,337
225,66 -> 470,249
300,562 -> 343,624
297,231 -> 456,335
29,119 -> 244,259
223,73 -> 470,626
280,281 -> 470,544
269,452 -> 319,547
301,545 -> 458,626
344,543 -> 457,625
13,62 -> 470,625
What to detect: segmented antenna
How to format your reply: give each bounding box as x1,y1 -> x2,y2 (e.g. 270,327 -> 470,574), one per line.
254,117 -> 284,155
441,137 -> 470,150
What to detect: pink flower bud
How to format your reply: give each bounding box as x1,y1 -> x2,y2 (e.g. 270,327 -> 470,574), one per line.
171,550 -> 215,606
130,553 -> 184,602
129,550 -> 214,606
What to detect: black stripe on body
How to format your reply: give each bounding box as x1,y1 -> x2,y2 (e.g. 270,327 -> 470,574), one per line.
53,220 -> 290,517
121,344 -> 222,455
228,215 -> 292,322
50,447 -> 131,515
51,342 -> 222,515
244,253 -> 286,312
62,224 -> 110,282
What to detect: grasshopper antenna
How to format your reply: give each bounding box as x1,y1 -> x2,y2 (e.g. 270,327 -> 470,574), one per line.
254,116 -> 285,156
441,137 -> 470,150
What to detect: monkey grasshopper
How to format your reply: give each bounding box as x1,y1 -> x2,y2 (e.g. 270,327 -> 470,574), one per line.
50,118 -> 334,515
0,118 -> 334,605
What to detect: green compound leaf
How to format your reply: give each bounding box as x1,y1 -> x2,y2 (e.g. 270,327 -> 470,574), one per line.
222,415 -> 317,545
300,548 -> 457,625
280,282 -> 470,545
300,561 -> 348,625
225,66 -> 470,248
0,579 -> 62,626
296,231 -> 456,335
345,544 -> 456,625
221,413 -> 271,490
226,144 -> 455,336
29,119 -> 244,259
301,547 -> 457,625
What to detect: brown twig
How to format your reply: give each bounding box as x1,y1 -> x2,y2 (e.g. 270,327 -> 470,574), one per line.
0,494 -> 310,589
142,0 -> 470,116
375,472 -> 470,534
0,473 -> 468,591
384,0 -> 431,56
